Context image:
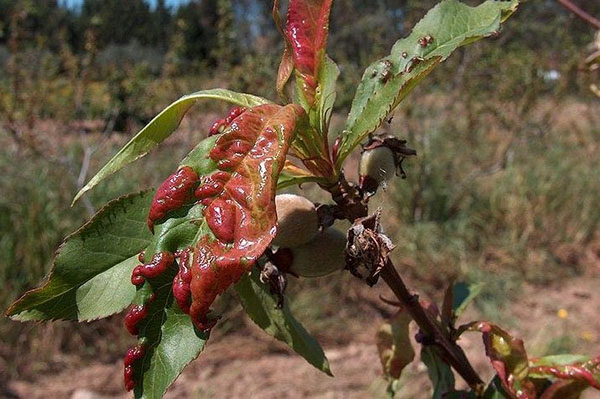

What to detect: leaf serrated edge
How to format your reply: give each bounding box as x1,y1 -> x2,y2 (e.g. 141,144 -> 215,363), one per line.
6,190 -> 153,321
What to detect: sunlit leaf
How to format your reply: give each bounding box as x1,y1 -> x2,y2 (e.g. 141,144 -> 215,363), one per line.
187,104 -> 304,330
235,270 -> 331,375
285,0 -> 333,108
277,160 -> 327,189
273,0 -> 294,99
529,354 -> 600,398
7,191 -> 154,321
73,89 -> 270,204
131,257 -> 208,399
335,0 -> 519,169
283,0 -> 337,178
469,322 -> 536,399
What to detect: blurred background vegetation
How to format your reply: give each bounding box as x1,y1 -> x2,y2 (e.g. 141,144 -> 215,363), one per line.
0,0 -> 599,396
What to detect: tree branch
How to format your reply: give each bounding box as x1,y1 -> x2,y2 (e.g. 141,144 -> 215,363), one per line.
557,0 -> 600,30
327,174 -> 484,390
380,260 -> 484,389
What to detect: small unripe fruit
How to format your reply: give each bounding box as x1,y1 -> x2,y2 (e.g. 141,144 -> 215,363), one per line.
272,194 -> 319,248
359,146 -> 396,184
289,228 -> 347,278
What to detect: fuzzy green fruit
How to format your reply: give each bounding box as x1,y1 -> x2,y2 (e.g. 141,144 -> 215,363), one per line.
289,228 -> 347,278
359,146 -> 396,184
272,194 -> 319,248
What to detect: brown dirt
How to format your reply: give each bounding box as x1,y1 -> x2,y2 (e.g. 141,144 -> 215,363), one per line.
7,275 -> 600,399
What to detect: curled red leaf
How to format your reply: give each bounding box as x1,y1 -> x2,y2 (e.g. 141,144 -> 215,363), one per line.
285,0 -> 333,105
147,166 -> 199,232
124,344 -> 145,391
187,104 -> 303,331
531,362 -> 600,389
470,322 -> 536,399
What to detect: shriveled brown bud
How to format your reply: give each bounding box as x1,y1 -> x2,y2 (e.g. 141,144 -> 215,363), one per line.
359,146 -> 396,184
289,228 -> 347,278
272,194 -> 319,248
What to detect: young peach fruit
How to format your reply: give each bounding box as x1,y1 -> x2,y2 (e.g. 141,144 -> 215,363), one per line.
359,146 -> 396,184
272,194 -> 319,248
289,228 -> 347,278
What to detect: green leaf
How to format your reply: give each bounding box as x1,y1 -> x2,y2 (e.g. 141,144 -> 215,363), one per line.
7,191 -> 154,321
130,206 -> 212,398
312,55 -> 339,139
421,346 -> 456,399
73,89 -> 271,204
453,282 -> 484,318
335,0 -> 519,169
132,262 -> 208,399
235,270 -> 332,376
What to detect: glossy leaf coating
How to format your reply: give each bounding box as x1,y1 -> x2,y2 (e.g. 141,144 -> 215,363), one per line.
471,322 -> 535,399
188,103 -> 304,330
285,0 -> 333,106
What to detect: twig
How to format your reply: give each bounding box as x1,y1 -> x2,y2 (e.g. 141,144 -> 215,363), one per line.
328,175 -> 484,389
557,0 -> 600,30
380,260 -> 484,389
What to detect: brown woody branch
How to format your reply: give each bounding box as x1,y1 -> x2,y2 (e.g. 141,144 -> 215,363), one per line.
557,0 -> 600,30
379,261 -> 484,389
328,173 -> 484,390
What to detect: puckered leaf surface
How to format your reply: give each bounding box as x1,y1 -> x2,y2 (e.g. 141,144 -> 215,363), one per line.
282,0 -> 337,178
189,104 -> 304,329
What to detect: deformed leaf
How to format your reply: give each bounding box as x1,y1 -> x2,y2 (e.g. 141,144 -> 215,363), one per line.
188,104 -> 304,330
273,0 -> 294,99
376,309 -> 415,381
7,191 -> 154,321
235,270 -> 332,375
530,354 -> 600,398
282,0 -> 338,178
469,322 -> 536,399
335,0 -> 520,169
130,255 -> 208,399
285,0 -> 333,108
73,89 -> 270,204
